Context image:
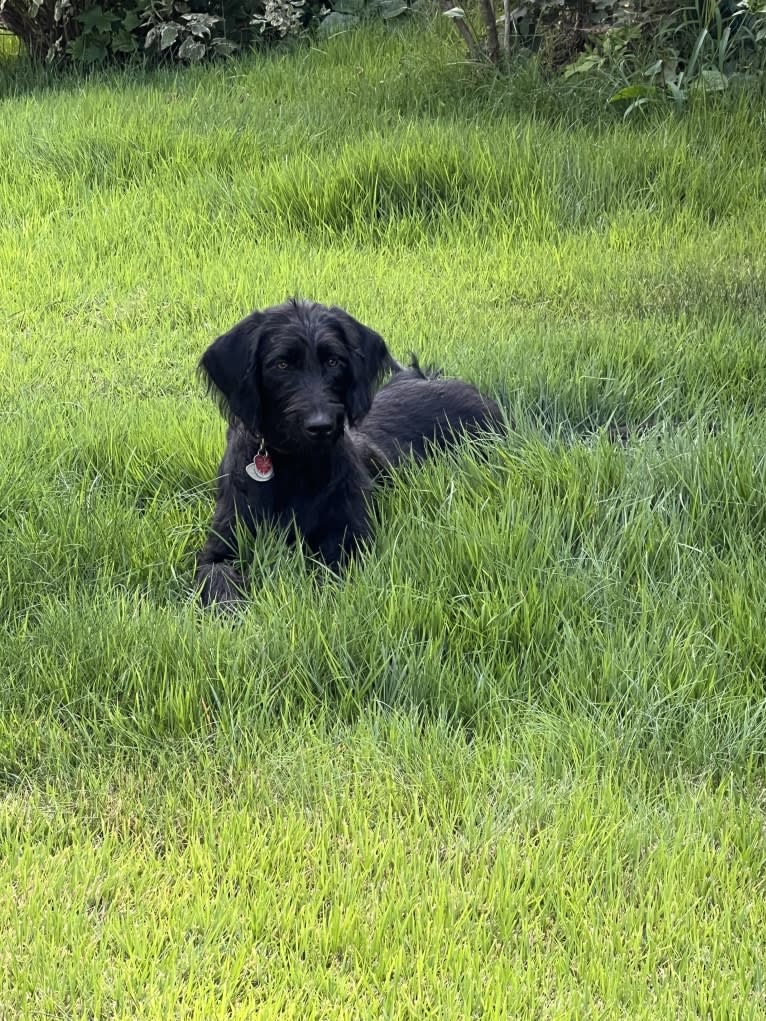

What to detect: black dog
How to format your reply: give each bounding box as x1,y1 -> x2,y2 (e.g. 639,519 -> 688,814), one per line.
195,299 -> 502,606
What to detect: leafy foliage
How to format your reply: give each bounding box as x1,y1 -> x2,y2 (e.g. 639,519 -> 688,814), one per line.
443,0 -> 766,106
0,0 -> 410,65
316,0 -> 423,38
0,0 -> 257,63
251,0 -> 309,40
140,1 -> 240,63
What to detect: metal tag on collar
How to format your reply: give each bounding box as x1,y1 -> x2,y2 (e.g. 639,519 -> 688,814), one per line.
246,439 -> 274,482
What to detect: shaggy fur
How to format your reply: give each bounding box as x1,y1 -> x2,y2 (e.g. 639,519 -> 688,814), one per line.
195,299 -> 502,606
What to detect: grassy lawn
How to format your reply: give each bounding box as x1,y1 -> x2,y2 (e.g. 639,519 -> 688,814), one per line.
2,22 -> 766,1018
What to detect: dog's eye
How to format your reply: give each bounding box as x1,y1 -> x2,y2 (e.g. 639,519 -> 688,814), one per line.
276,359 -> 289,370
326,357 -> 338,368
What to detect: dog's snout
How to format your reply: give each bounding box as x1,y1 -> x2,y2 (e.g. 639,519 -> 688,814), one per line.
305,411 -> 336,438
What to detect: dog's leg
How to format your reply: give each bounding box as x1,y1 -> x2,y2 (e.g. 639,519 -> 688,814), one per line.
196,558 -> 245,608
313,529 -> 357,574
307,488 -> 372,574
195,490 -> 246,608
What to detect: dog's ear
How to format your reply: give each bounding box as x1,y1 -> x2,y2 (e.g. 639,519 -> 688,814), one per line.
332,307 -> 398,425
198,312 -> 264,435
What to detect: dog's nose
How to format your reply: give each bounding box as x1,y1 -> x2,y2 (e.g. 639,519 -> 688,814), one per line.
305,413 -> 336,438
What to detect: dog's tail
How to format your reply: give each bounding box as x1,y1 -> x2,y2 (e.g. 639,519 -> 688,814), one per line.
390,353 -> 443,381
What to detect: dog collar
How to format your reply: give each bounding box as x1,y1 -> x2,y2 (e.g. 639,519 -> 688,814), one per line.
246,438 -> 274,482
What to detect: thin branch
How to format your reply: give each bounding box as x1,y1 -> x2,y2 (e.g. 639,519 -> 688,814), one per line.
440,0 -> 484,63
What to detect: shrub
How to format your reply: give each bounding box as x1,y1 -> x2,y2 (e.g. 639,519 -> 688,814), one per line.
442,1 -> 766,105
0,0 -> 336,63
0,0 -> 414,64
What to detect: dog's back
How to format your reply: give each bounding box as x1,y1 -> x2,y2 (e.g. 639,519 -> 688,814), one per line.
354,369 -> 503,470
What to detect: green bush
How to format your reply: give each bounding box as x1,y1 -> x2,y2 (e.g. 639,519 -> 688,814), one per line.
442,1 -> 766,107
0,0 -> 415,64
0,0 -> 346,64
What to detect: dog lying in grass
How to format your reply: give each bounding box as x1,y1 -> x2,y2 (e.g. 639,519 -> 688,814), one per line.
195,298 -> 502,606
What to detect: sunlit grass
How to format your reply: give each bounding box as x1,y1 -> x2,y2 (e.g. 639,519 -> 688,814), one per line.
2,22 -> 766,1018
3,721 -> 766,1019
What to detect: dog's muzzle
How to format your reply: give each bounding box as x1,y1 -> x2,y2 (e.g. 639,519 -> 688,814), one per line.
303,408 -> 344,445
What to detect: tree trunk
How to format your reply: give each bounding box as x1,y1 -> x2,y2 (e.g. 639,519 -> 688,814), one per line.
0,5 -> 48,60
477,0 -> 499,64
502,0 -> 511,63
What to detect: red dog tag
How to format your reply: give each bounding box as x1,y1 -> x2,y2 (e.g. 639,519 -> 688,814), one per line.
246,452 -> 274,482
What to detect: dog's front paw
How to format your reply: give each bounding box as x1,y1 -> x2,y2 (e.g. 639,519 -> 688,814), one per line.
196,563 -> 247,609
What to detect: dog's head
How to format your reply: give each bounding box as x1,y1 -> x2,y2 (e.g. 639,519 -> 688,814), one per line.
199,299 -> 397,453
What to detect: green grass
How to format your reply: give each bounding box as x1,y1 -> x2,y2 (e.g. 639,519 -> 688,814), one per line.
4,724 -> 766,1018
0,32 -> 20,58
2,22 -> 766,1018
